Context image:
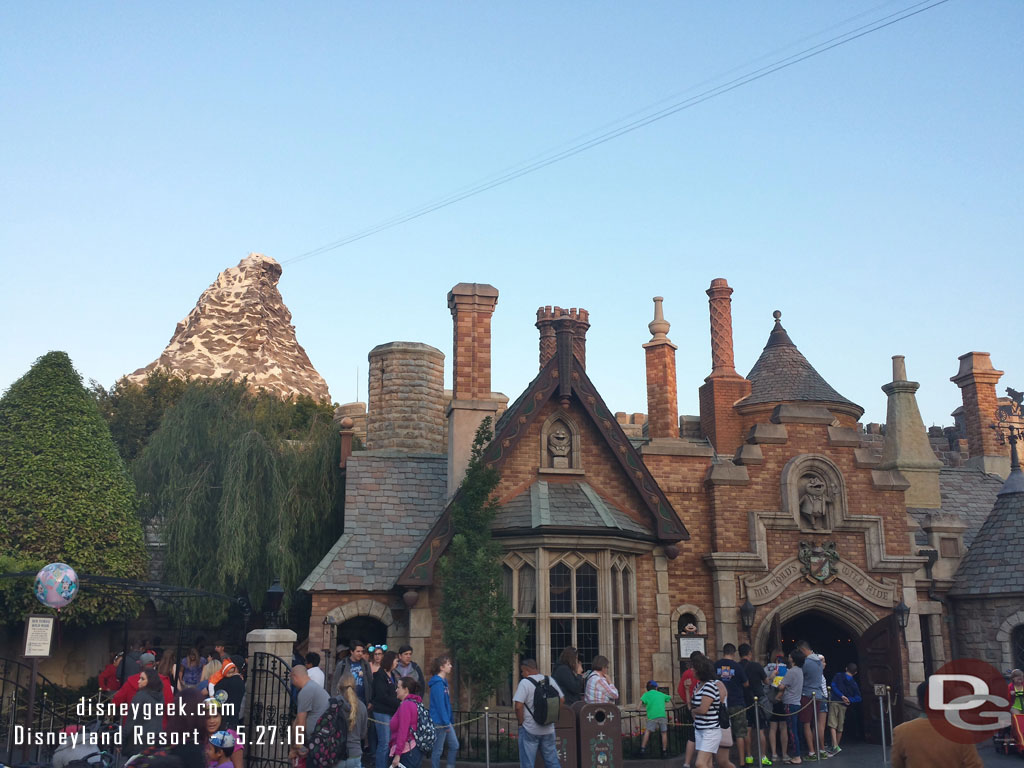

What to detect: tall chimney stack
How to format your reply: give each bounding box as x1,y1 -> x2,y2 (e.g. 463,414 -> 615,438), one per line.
644,297 -> 679,438
698,278 -> 751,456
536,306 -> 589,369
951,351 -> 1010,478
447,283 -> 500,496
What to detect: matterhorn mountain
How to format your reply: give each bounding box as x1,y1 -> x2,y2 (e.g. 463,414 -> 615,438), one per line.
126,253 -> 331,402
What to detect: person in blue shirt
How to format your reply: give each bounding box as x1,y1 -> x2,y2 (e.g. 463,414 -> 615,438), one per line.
826,663 -> 862,755
428,655 -> 459,768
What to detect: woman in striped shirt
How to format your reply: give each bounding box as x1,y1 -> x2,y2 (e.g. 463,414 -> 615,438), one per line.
690,655 -> 723,768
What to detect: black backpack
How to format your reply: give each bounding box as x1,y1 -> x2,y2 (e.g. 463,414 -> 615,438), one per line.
307,697 -> 351,768
525,676 -> 561,726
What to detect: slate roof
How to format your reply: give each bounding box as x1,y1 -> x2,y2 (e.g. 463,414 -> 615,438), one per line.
494,481 -> 653,536
949,468 -> 1024,597
742,313 -> 861,413
300,451 -> 447,592
908,467 -> 1004,548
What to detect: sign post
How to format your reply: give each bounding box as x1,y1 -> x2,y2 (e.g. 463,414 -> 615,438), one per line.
22,614 -> 55,760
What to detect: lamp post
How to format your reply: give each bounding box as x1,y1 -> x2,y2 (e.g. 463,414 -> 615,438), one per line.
264,578 -> 284,629
740,598 -> 757,643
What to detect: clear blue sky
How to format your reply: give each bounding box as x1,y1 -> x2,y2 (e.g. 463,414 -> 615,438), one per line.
2,1 -> 1021,427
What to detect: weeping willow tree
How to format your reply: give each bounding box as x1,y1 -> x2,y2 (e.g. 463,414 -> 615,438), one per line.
133,380 -> 343,623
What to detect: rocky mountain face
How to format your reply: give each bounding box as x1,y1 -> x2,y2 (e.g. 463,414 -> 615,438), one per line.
126,253 -> 331,402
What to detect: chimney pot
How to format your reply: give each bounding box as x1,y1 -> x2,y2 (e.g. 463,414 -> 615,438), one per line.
706,278 -> 738,378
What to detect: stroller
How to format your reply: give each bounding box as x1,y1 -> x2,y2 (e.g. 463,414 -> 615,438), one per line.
51,723 -> 116,768
994,675 -> 1024,756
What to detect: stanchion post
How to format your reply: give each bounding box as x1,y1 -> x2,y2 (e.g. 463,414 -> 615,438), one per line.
879,695 -> 888,767
811,691 -> 821,757
484,706 -> 491,768
753,697 -> 763,765
885,686 -> 895,746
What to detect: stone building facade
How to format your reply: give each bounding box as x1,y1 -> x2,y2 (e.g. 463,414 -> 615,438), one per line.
302,279 -> 1018,735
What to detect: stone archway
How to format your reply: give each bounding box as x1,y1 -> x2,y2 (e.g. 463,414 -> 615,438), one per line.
327,599 -> 397,632
997,610 -> 1024,671
754,588 -> 879,659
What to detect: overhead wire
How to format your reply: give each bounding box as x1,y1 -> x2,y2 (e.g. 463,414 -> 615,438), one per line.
285,0 -> 951,265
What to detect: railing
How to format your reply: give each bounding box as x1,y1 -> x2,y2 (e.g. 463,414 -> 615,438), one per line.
451,703 -> 695,761
1,657 -> 101,764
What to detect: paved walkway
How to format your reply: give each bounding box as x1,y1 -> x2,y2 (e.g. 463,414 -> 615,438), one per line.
613,738 -> 1018,767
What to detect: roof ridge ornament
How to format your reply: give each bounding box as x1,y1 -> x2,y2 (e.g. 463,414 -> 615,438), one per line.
764,309 -> 795,349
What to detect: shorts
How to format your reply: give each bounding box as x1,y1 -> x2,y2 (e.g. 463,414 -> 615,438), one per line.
771,701 -> 789,723
747,702 -> 769,728
646,717 -> 668,733
827,702 -> 848,731
729,705 -> 748,739
695,727 -> 722,754
799,696 -> 815,724
719,726 -> 734,749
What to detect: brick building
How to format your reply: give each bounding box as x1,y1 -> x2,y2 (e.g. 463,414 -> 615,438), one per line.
301,279 -> 1017,734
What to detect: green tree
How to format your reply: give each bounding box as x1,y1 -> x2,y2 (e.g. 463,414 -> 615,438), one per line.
437,417 -> 523,705
91,369 -> 189,463
132,379 -> 344,623
0,352 -> 147,624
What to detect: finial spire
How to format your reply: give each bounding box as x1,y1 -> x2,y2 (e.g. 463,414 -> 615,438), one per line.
648,296 -> 671,342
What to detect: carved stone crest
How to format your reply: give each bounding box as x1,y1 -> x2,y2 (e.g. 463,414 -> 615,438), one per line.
798,540 -> 839,584
548,424 -> 572,468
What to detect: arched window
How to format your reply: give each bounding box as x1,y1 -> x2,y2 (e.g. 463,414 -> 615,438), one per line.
1013,625 -> 1024,671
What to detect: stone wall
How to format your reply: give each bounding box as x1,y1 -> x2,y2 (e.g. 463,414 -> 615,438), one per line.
952,596 -> 1024,670
366,342 -> 446,452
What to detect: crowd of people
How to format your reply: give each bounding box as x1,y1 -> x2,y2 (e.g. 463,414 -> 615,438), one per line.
289,640 -> 457,768
86,639 -> 249,768
676,642 -> 863,768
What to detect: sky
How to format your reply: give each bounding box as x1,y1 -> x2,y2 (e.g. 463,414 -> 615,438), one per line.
1,1 -> 1021,428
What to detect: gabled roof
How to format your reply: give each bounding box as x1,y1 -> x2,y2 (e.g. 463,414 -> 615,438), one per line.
300,452 -> 447,592
740,312 -> 863,417
949,465 -> 1024,597
494,481 -> 653,537
398,345 -> 688,587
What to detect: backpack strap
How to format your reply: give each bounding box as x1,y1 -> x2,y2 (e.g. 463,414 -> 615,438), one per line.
523,676 -> 540,718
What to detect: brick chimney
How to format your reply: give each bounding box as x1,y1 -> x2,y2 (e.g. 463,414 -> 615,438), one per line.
643,297 -> 679,439
536,306 -> 589,369
447,283 -> 500,496
698,278 -> 751,456
951,351 -> 1010,478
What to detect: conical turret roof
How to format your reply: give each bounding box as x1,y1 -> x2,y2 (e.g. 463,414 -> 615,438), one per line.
741,311 -> 862,416
950,441 -> 1024,597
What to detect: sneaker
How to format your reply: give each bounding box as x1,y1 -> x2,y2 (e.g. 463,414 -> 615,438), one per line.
805,753 -> 818,761
830,747 -> 842,755
746,759 -> 755,765
762,758 -> 774,766
818,751 -> 831,760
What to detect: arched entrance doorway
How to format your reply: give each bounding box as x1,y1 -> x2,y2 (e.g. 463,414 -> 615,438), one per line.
337,616 -> 387,648
782,611 -> 863,741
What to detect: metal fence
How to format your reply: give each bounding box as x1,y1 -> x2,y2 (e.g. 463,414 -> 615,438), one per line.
244,652 -> 297,768
451,704 -> 695,762
1,657 -> 98,765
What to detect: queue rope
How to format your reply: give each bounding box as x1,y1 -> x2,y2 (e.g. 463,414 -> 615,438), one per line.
361,694 -> 821,733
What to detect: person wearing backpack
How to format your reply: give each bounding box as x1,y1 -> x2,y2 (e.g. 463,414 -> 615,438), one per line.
389,676 -> 425,768
338,673 -> 369,768
513,659 -> 565,768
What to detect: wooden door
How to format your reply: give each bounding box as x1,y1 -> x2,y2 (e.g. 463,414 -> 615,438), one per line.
857,614 -> 903,744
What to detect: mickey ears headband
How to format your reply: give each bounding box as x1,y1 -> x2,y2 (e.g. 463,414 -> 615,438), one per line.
368,644 -> 388,652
